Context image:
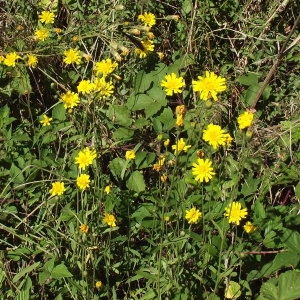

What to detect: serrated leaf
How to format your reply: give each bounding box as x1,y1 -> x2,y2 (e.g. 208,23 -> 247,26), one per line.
107,104 -> 132,126
278,270 -> 300,300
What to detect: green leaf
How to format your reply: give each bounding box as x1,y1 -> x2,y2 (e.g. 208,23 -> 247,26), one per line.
13,262 -> 41,283
112,127 -> 134,140
52,103 -> 66,121
135,151 -> 156,169
253,251 -> 299,279
134,70 -> 153,93
107,104 -> 132,126
281,229 -> 300,254
126,171 -> 146,193
126,93 -> 153,111
236,73 -> 259,86
278,270 -> 300,300
9,163 -> 25,184
51,264 -> 73,279
260,270 -> 300,300
109,157 -> 126,179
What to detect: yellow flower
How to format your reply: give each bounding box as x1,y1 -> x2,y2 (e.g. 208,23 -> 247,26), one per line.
161,73 -> 185,96
157,52 -> 164,60
153,156 -> 165,172
224,202 -> 248,225
164,139 -> 170,147
38,11 -> 55,24
54,28 -> 62,34
63,48 -> 81,65
202,123 -> 227,149
34,28 -> 49,41
176,114 -> 184,127
79,224 -> 89,233
59,91 -> 80,110
75,148 -> 97,171
164,215 -> 170,222
125,150 -> 135,160
175,105 -> 186,116
49,181 -> 65,196
161,174 -> 168,182
171,138 -> 191,154
103,212 -> 116,227
77,79 -> 95,94
224,133 -> 234,146
95,281 -> 102,289
192,71 -> 226,101
76,174 -> 90,190
192,158 -> 215,183
138,12 -> 156,28
94,58 -> 118,77
40,114 -> 53,126
27,54 -> 38,68
94,77 -> 114,97
147,32 -> 155,39
3,52 -> 20,67
244,221 -> 256,233
104,185 -> 112,194
237,111 -> 254,129
185,207 -> 202,224
134,39 -> 154,58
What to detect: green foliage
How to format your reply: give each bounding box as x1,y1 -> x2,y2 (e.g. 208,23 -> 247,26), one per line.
0,0 -> 299,299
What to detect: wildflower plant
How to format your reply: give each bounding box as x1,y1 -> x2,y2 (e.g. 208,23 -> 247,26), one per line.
0,1 -> 299,300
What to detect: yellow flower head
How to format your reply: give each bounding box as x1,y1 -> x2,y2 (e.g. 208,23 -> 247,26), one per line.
75,148 -> 97,171
94,58 -> 118,77
40,114 -> 53,126
192,71 -> 226,101
164,215 -> 170,222
153,155 -> 165,172
185,207 -> 202,224
49,181 -> 65,196
63,48 -> 81,65
134,39 -> 154,58
244,221 -> 256,233
79,224 -> 89,233
38,11 -> 55,24
59,91 -> 80,109
171,138 -> 191,154
138,12 -> 156,28
164,139 -> 170,147
104,185 -> 112,194
202,123 -> 227,149
34,28 -> 50,41
77,79 -> 95,94
125,150 -> 136,161
224,133 -> 234,146
176,114 -> 184,127
3,52 -> 21,67
176,105 -> 186,116
237,111 -> 254,129
224,202 -> 248,225
161,174 -> 168,182
76,174 -> 91,190
103,212 -> 116,227
95,281 -> 102,289
192,158 -> 215,183
94,77 -> 114,97
161,73 -> 185,96
27,54 -> 38,68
